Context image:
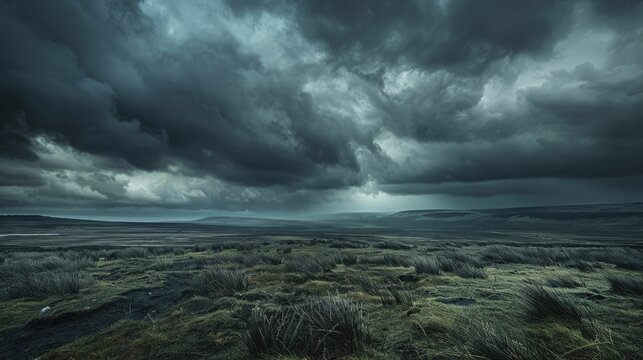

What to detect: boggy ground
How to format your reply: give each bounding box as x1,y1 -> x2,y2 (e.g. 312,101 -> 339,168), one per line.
1,237 -> 642,359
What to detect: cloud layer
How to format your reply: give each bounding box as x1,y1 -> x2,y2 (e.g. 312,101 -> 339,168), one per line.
1,0 -> 642,215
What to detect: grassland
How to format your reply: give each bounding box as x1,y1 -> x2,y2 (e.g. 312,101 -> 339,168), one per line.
1,234 -> 641,360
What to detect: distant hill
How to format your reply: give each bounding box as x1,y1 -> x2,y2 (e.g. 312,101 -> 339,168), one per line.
0,215 -> 108,225
194,216 -> 315,228
2,202 -> 642,232
383,202 -> 643,225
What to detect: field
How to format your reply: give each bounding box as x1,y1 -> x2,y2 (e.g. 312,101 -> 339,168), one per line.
0,210 -> 642,359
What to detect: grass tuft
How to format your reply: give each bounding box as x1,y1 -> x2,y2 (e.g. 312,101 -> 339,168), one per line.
337,253 -> 358,266
377,285 -> 415,306
1,271 -> 95,300
374,241 -> 413,250
242,297 -> 368,359
545,275 -> 583,288
457,316 -> 538,360
361,253 -> 411,267
150,257 -> 174,270
192,267 -> 248,295
521,285 -> 585,322
0,253 -> 96,299
284,255 -> 337,274
412,256 -> 441,275
454,264 -> 488,279
606,275 -> 643,295
350,275 -> 380,296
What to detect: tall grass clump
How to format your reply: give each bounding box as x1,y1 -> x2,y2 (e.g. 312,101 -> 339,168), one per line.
1,271 -> 95,300
484,245 -> 643,270
545,275 -> 583,288
192,267 -> 248,295
99,247 -> 150,259
565,259 -> 600,272
591,248 -> 643,270
337,253 -> 358,266
349,275 -> 413,305
456,316 -> 538,360
377,285 -> 415,306
606,275 -> 643,295
521,285 -> 585,322
329,239 -> 364,249
436,256 -> 460,272
243,297 -> 368,359
482,245 -> 528,263
0,253 -> 96,299
211,241 -> 257,252
204,253 -> 282,267
256,253 -> 282,265
456,314 -> 622,359
350,275 -> 380,296
57,249 -> 100,264
436,253 -> 487,278
238,253 -> 283,266
442,252 -> 485,268
412,256 -> 441,275
284,255 -> 337,274
360,253 -> 411,267
483,245 -> 573,266
454,264 -> 488,279
374,241 -> 413,250
150,257 -> 174,270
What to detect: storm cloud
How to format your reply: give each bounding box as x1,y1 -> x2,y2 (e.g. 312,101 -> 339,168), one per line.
1,0 -> 642,216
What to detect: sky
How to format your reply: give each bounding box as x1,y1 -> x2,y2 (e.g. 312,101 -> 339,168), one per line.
1,0 -> 643,220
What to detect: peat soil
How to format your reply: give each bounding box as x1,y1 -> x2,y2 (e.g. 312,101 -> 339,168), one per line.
0,273 -> 190,359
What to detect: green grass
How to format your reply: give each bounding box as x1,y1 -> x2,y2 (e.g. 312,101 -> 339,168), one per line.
412,256 -> 441,275
284,254 -> 337,274
454,263 -> 488,279
242,296 -> 368,358
545,275 -> 583,288
0,253 -> 96,299
456,315 -> 538,360
192,267 -> 248,295
0,239 -> 640,359
606,274 -> 643,295
521,285 -> 586,322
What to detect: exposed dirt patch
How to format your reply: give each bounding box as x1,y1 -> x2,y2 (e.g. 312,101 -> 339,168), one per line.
0,273 -> 191,359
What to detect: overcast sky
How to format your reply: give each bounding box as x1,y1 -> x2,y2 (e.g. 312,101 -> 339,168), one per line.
1,0 -> 643,219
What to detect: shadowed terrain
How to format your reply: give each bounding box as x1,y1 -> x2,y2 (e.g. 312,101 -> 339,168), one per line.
1,203 -> 642,359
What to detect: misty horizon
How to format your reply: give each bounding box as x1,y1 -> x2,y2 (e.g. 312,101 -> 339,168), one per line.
3,200 -> 643,224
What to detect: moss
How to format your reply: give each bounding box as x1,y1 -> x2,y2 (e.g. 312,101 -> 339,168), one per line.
1,240 -> 641,359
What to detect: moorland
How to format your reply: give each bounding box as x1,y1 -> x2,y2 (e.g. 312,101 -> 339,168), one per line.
1,203 -> 642,359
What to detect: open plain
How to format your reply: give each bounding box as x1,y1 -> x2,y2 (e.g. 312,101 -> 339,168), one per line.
1,205 -> 642,359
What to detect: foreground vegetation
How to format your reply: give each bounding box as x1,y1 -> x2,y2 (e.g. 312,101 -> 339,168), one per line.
1,237 -> 641,359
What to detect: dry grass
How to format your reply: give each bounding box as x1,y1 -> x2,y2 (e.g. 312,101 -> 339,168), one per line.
243,297 -> 368,358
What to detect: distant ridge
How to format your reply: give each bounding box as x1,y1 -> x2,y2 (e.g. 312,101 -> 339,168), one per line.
1,202 -> 642,228
194,216 -> 314,227
0,215 -> 50,219
383,202 -> 643,225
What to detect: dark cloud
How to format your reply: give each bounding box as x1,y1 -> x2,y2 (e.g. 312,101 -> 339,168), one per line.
591,0 -> 643,19
1,0 -> 642,214
0,0 -> 368,189
286,0 -> 575,74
